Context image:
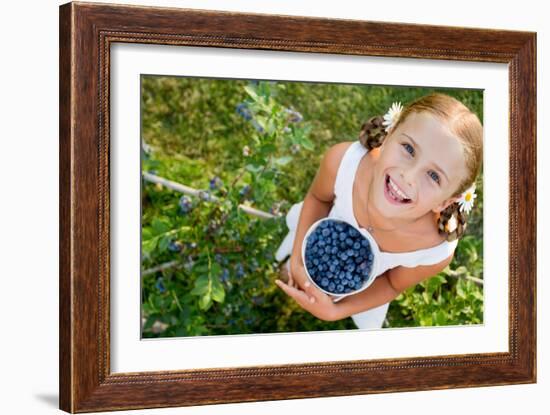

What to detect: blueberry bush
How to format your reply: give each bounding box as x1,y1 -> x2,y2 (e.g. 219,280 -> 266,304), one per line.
141,77 -> 484,337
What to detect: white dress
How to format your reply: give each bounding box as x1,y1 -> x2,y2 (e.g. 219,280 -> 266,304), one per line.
275,141 -> 459,329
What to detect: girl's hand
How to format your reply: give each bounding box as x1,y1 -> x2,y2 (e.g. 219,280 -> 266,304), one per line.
275,278 -> 340,322
288,255 -> 309,290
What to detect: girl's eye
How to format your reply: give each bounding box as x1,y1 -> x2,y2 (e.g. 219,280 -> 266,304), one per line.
401,143 -> 414,156
428,170 -> 440,184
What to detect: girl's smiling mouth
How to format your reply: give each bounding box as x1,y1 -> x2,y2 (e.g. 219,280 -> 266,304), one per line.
384,174 -> 413,204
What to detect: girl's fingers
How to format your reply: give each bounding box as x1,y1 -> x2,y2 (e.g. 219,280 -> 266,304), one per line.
275,279 -> 314,305
286,262 -> 295,287
287,270 -> 295,288
303,281 -> 322,303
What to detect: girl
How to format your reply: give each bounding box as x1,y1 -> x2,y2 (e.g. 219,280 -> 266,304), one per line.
274,93 -> 483,329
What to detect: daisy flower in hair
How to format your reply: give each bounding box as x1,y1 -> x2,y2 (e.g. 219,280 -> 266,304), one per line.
458,183 -> 477,214
382,102 -> 403,132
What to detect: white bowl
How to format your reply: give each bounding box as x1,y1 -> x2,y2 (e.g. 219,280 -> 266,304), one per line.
301,217 -> 379,302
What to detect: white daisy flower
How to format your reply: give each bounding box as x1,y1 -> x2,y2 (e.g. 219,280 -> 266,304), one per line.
445,215 -> 458,233
458,183 -> 477,214
382,102 -> 403,132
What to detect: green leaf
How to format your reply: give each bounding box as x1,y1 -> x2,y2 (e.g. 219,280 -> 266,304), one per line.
192,263 -> 209,274
142,227 -> 153,240
158,235 -> 170,252
210,262 -> 222,278
151,218 -> 170,235
243,85 -> 260,101
245,164 -> 263,173
260,143 -> 277,154
142,238 -> 158,255
300,137 -> 315,151
274,156 -> 292,166
435,310 -> 447,325
198,293 -> 212,310
456,279 -> 467,299
190,275 -> 209,296
422,291 -> 431,304
211,279 -> 225,303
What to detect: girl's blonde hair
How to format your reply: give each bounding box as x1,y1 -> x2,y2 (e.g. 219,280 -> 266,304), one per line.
358,93 -> 483,241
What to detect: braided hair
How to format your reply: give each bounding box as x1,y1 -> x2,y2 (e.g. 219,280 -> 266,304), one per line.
358,94 -> 482,242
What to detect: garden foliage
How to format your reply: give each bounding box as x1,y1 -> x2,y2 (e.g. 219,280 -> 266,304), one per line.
141,78 -> 484,337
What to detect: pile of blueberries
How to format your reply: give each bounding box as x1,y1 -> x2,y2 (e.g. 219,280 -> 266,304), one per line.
304,219 -> 375,295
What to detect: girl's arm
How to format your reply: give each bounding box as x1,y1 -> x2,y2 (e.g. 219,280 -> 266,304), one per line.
332,254 -> 455,320
277,253 -> 454,321
276,269 -> 393,321
288,141 -> 354,290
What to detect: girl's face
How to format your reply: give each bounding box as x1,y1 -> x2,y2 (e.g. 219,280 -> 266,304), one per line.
371,112 -> 468,220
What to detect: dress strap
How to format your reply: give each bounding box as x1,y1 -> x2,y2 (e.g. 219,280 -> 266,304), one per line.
378,238 -> 459,272
333,141 -> 368,223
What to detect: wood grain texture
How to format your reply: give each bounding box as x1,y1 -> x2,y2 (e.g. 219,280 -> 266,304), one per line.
59,1 -> 537,412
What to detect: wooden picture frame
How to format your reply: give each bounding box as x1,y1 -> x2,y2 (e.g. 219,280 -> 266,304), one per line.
59,2 -> 536,412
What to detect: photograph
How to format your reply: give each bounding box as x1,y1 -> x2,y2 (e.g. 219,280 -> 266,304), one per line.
57,2 -> 536,411
140,76 -> 484,338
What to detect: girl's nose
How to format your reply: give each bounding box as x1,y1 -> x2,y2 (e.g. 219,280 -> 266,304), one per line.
400,169 -> 416,190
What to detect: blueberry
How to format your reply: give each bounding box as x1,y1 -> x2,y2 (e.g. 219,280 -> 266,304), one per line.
353,242 -> 361,250
239,185 -> 251,198
321,278 -> 329,287
155,278 -> 166,293
339,232 -> 347,241
236,263 -> 245,278
209,176 -> 223,190
178,195 -> 193,214
346,238 -> 354,246
236,102 -> 253,120
322,228 -> 330,237
220,268 -> 230,283
361,239 -> 369,247
168,240 -> 183,252
346,249 -> 355,257
336,284 -> 344,293
328,282 -> 336,292
339,253 -> 348,261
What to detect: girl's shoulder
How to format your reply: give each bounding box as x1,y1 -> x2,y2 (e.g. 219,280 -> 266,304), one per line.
324,141 -> 355,170
309,141 -> 356,203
